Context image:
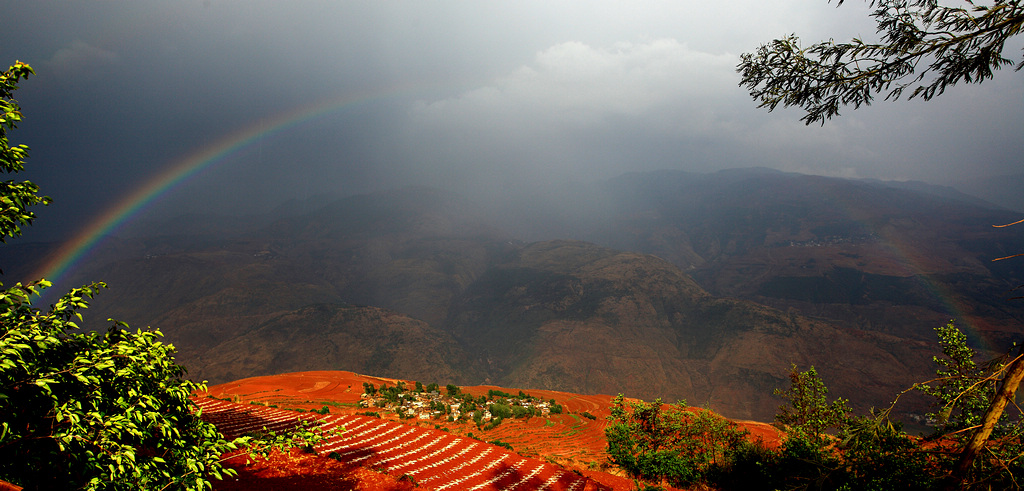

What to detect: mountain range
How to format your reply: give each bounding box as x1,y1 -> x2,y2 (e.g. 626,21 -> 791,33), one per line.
5,168 -> 1023,421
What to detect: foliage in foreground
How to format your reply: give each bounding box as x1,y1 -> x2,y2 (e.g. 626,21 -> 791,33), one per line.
0,60 -> 334,490
738,0 -> 1024,125
606,322 -> 1024,490
605,396 -> 747,488
0,283 -> 237,489
773,365 -> 851,442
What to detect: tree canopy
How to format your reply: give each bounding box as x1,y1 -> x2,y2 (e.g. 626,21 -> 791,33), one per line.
738,0 -> 1024,125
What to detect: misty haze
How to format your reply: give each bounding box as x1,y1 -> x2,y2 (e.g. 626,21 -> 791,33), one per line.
2,1 -> 1024,490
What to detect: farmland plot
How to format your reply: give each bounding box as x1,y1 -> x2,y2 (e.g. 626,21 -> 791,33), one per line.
195,398 -> 609,491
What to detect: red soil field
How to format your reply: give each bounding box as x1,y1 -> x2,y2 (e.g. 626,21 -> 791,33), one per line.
200,371 -> 783,490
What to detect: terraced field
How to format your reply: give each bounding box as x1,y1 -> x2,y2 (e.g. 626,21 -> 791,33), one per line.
195,397 -> 611,491
202,371 -> 782,489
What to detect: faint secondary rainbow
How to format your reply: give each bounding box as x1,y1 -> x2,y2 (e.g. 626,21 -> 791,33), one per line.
825,184 -> 993,351
30,90 -> 405,295
874,230 -> 990,349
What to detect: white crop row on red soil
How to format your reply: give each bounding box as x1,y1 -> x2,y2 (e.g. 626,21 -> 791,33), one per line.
195,398 -> 609,491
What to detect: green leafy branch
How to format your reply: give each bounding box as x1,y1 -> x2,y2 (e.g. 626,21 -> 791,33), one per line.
738,0 -> 1024,124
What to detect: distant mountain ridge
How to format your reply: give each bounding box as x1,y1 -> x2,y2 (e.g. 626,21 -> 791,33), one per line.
5,168 -> 1022,421
581,170 -> 1024,350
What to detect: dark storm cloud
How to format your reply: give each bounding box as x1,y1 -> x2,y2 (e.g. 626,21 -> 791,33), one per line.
2,0 -> 1022,240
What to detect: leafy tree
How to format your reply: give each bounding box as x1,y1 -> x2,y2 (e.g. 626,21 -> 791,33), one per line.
487,389 -> 511,399
837,323 -> 1022,490
724,367 -> 934,491
773,365 -> 851,441
511,405 -> 532,419
482,416 -> 502,430
918,321 -> 995,432
914,321 -> 1024,488
489,403 -> 513,419
0,61 -> 49,242
605,395 -> 747,488
0,61 -> 331,490
738,0 -> 1024,125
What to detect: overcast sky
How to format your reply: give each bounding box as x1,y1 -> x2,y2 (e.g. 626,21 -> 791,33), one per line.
4,0 -> 1023,241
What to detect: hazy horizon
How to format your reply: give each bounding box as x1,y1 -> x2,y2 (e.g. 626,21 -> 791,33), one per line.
4,1 -> 1022,243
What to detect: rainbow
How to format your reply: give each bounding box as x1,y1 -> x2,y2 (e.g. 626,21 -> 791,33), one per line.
872,230 -> 990,350
29,90 -> 405,297
824,183 -> 991,351
27,95 -> 997,352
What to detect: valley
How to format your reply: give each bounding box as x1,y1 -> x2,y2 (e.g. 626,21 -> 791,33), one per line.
6,169 -> 1023,423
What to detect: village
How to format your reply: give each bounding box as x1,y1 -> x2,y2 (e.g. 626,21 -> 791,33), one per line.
357,381 -> 565,425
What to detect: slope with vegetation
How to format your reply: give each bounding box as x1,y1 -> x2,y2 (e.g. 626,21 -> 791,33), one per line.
199,369 -> 782,490
604,321 -> 1023,490
197,315 -> 1022,490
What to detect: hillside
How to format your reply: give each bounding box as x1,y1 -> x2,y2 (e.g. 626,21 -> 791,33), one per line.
7,169 -> 1023,422
198,370 -> 783,490
584,170 -> 1024,352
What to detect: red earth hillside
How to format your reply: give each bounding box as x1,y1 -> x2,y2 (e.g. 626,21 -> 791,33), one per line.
200,371 -> 784,490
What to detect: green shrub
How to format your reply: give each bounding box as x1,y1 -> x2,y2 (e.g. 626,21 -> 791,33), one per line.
512,405 -> 532,419
490,403 -> 513,419
488,389 -> 512,399
483,417 -> 503,430
488,439 -> 513,451
709,439 -> 779,491
838,415 -> 936,491
605,396 -> 748,488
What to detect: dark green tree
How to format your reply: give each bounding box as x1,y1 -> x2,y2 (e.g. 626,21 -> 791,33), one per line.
738,0 -> 1024,125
